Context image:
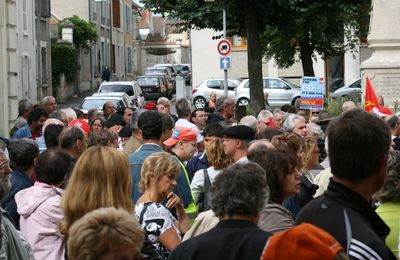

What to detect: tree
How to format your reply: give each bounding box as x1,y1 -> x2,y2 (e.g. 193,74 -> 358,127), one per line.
59,15 -> 98,48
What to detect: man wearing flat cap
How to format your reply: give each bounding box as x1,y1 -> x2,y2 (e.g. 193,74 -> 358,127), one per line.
222,125 -> 255,164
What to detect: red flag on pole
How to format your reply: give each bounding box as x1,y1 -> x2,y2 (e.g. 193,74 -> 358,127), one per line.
364,77 -> 393,115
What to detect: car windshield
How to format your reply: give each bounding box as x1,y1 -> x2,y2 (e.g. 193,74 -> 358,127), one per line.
175,65 -> 189,72
138,77 -> 159,85
281,78 -> 300,88
81,99 -> 123,110
100,84 -> 134,95
146,69 -> 166,74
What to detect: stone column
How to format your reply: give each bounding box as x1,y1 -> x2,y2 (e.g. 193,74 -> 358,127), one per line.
360,0 -> 400,109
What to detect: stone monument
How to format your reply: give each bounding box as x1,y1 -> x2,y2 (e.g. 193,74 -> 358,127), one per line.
361,0 -> 400,109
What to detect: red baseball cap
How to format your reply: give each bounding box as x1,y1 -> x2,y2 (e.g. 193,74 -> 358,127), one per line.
144,102 -> 157,110
163,127 -> 197,147
68,119 -> 90,136
261,223 -> 343,259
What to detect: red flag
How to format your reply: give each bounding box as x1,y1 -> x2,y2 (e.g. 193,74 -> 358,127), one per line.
364,77 -> 381,113
269,117 -> 275,128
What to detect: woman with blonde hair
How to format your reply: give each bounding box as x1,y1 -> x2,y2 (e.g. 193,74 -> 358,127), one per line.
191,138 -> 233,208
136,152 -> 191,258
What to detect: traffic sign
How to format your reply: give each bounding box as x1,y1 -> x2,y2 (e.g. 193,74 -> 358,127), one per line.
220,57 -> 231,70
217,39 -> 232,56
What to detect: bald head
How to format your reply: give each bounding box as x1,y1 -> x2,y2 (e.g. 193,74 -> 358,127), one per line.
342,101 -> 356,113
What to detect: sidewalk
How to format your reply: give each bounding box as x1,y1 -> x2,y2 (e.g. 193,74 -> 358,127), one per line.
57,90 -> 95,109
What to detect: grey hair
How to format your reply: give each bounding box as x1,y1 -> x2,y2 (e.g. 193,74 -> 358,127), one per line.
257,110 -> 273,121
273,109 -> 284,116
283,114 -> 306,132
175,98 -> 191,118
41,96 -> 55,106
376,151 -> 400,203
8,138 -> 39,171
239,115 -> 257,132
157,97 -> 170,105
307,123 -> 323,138
210,162 -> 269,218
215,96 -> 233,113
49,110 -> 66,122
61,108 -> 77,123
18,99 -> 33,116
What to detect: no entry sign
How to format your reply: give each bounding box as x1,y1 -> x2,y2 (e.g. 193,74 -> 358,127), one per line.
217,39 -> 232,56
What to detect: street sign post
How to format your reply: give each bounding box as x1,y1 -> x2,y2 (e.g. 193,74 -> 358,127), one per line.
217,39 -> 232,96
217,39 -> 232,56
219,57 -> 231,70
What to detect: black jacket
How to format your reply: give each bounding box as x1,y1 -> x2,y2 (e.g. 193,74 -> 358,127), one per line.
168,219 -> 271,260
296,180 -> 396,260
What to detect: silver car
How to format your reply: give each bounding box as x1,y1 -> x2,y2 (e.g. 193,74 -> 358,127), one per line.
79,92 -> 133,114
98,81 -> 145,109
330,78 -> 361,101
191,79 -> 241,109
235,77 -> 301,107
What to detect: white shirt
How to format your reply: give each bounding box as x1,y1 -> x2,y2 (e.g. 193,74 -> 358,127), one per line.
175,119 -> 203,143
235,156 -> 249,164
191,166 -> 222,204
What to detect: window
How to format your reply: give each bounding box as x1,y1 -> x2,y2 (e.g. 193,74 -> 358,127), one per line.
127,47 -> 132,73
206,80 -> 222,89
41,47 -> 47,83
227,81 -> 238,90
266,79 -> 286,89
125,5 -> 132,32
112,0 -> 121,28
228,36 -> 247,48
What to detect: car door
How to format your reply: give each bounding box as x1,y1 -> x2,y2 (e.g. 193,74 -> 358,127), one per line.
206,80 -> 225,98
265,78 -> 292,106
227,80 -> 239,99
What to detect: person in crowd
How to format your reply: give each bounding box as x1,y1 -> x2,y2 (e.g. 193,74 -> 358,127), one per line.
307,122 -> 327,165
36,118 -> 64,152
257,110 -> 274,134
15,149 -> 70,259
175,98 -> 204,152
60,146 -> 160,259
87,108 -> 99,123
281,104 -> 297,114
10,99 -> 33,137
1,138 -> 38,229
12,107 -> 48,140
156,104 -> 167,113
191,109 -> 207,133
222,125 -> 255,163
163,128 -> 198,217
342,100 -> 356,114
185,123 -> 224,177
283,114 -> 308,137
169,162 -> 271,260
136,152 -> 191,257
272,109 -> 284,129
119,126 -> 133,149
385,115 -> 400,150
129,111 -> 164,202
248,139 -> 275,153
73,109 -> 84,120
375,151 -> 400,257
49,110 -> 68,125
207,96 -> 235,124
90,117 -> 105,134
41,96 -> 57,114
260,223 -> 348,259
157,97 -> 178,122
101,66 -> 111,81
160,113 -> 174,150
68,118 -> 91,137
191,138 -> 233,208
88,128 -> 119,148
116,107 -> 134,126
68,207 -> 144,260
258,128 -> 284,141
44,124 -> 65,150
0,148 -> 34,259
296,109 -> 396,259
59,126 -> 88,180
124,108 -> 142,154
102,101 -> 116,119
240,115 -> 258,132
249,149 -> 301,233
206,91 -> 217,113
60,108 -> 77,125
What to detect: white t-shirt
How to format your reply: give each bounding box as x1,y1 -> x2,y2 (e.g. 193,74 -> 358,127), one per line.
175,119 -> 203,143
191,166 -> 222,204
135,202 -> 180,255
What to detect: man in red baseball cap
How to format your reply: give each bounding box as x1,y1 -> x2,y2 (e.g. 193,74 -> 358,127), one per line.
68,119 -> 90,137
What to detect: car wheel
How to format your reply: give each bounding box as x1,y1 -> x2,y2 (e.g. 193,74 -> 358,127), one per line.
237,98 -> 250,107
194,97 -> 206,109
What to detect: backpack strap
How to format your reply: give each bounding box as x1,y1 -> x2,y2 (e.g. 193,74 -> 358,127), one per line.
203,169 -> 211,194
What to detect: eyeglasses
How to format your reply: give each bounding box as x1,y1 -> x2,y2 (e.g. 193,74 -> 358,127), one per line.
0,161 -> 10,171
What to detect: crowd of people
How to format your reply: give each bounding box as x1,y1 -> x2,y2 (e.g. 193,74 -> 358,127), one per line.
0,94 -> 399,259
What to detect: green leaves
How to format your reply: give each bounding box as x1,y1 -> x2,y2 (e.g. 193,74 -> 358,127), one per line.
59,15 -> 98,49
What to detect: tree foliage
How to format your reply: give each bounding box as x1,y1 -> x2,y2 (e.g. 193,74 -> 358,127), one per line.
51,43 -> 78,90
59,15 -> 98,48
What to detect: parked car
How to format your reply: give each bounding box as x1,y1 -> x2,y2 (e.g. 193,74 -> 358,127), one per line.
137,75 -> 168,100
97,81 -> 145,109
143,73 -> 172,98
154,64 -> 177,77
175,64 -> 191,85
79,92 -> 133,114
330,78 -> 361,101
235,77 -> 301,107
191,79 -> 241,109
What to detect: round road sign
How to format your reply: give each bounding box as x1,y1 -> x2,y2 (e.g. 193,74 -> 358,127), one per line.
217,39 -> 232,56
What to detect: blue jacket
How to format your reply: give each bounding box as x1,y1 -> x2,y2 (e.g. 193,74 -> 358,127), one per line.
185,153 -> 209,181
1,169 -> 33,230
12,124 -> 32,140
129,143 -> 163,203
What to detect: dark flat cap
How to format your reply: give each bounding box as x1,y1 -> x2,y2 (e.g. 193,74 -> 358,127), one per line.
222,125 -> 255,140
118,126 -> 133,138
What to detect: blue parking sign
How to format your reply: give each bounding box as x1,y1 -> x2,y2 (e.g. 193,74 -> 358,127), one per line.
220,57 -> 231,70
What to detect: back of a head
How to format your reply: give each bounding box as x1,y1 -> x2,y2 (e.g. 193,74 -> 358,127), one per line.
327,109 -> 391,181
35,149 -> 71,185
272,133 -> 303,155
67,207 -> 144,260
160,113 -> 174,133
18,99 -> 33,116
206,138 -> 233,170
49,110 -> 65,122
342,101 -> 356,113
257,110 -> 273,121
138,111 -> 162,141
240,115 -> 258,132
211,162 -> 268,218
258,128 -> 284,141
44,124 -> 65,149
175,98 -> 191,118
8,138 -> 39,171
88,128 -> 117,147
59,126 -> 85,150
28,107 -> 48,125
215,96 -> 231,113
247,139 -> 275,158
386,115 -> 399,129
203,123 -> 224,138
61,146 -> 132,235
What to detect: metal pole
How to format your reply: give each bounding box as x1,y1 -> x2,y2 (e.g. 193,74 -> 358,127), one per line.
223,8 -> 228,96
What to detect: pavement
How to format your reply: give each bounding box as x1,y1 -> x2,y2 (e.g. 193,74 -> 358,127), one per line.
57,90 -> 96,110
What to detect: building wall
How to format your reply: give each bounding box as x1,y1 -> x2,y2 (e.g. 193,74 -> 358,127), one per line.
51,0 -> 89,20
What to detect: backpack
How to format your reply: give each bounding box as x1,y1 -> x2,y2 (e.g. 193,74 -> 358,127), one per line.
197,169 -> 212,213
